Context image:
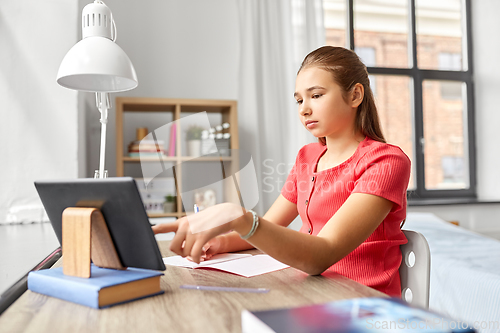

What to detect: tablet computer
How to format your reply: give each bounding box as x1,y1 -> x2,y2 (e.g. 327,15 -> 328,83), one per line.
34,177 -> 166,271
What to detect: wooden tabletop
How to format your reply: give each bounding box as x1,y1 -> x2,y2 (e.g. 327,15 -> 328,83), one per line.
0,241 -> 386,333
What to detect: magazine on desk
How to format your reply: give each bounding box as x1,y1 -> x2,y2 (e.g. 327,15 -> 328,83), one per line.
242,297 -> 476,333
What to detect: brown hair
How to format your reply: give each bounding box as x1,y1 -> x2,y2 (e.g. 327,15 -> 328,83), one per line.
298,46 -> 386,144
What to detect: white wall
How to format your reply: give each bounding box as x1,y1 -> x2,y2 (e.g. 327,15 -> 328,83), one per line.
0,0 -> 80,223
80,0 -> 239,177
472,0 -> 500,202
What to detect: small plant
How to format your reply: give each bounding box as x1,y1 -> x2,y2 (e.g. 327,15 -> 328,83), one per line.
186,125 -> 204,141
163,194 -> 177,213
165,194 -> 176,203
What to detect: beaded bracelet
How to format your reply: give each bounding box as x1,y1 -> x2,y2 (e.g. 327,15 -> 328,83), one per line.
240,210 -> 259,240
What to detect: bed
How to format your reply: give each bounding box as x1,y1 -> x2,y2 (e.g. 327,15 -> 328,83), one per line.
404,212 -> 500,333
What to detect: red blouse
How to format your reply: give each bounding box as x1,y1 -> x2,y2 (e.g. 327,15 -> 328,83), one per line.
281,136 -> 411,296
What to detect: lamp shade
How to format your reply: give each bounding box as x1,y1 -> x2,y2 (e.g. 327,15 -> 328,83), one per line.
57,36 -> 138,93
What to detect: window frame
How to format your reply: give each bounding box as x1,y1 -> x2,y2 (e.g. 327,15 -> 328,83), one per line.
343,0 -> 476,200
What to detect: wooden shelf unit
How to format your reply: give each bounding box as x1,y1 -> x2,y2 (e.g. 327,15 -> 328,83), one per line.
115,97 -> 239,218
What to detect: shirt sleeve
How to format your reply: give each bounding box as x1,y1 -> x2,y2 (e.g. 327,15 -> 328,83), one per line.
281,158 -> 298,204
352,146 -> 411,212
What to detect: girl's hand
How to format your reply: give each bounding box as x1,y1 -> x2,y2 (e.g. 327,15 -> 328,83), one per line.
201,237 -> 223,260
185,238 -> 222,262
151,203 -> 247,263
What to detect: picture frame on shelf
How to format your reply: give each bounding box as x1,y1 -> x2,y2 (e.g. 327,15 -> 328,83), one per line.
193,188 -> 217,211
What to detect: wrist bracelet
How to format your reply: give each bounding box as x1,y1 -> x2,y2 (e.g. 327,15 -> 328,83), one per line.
240,210 -> 259,240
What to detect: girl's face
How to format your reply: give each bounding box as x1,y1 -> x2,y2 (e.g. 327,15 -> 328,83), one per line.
294,66 -> 362,139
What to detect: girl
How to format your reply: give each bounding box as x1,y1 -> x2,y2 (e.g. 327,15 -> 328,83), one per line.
153,46 -> 410,297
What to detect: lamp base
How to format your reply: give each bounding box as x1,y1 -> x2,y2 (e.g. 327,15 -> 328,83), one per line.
94,170 -> 108,178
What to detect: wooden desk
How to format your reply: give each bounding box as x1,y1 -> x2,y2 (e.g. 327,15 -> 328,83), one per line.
0,241 -> 386,332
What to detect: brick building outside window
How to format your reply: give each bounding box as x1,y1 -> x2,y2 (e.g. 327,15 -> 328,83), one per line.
323,0 -> 474,198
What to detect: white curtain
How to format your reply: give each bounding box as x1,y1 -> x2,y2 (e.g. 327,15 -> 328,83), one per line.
236,0 -> 325,214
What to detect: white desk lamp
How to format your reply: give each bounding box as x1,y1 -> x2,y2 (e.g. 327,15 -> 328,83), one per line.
57,1 -> 138,178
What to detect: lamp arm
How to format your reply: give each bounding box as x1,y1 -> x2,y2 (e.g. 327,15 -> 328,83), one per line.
96,92 -> 110,178
112,17 -> 117,42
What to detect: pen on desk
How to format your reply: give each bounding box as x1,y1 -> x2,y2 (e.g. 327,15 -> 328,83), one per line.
180,285 -> 270,293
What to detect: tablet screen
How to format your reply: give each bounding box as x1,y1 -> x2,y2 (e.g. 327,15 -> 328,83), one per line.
35,177 -> 166,271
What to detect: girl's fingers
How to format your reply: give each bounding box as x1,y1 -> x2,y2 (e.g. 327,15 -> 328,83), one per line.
186,255 -> 205,262
201,244 -> 209,258
169,221 -> 189,255
204,238 -> 221,257
190,239 -> 208,264
151,221 -> 179,235
182,235 -> 196,258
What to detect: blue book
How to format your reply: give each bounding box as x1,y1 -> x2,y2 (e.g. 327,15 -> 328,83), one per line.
28,265 -> 164,309
242,297 -> 476,333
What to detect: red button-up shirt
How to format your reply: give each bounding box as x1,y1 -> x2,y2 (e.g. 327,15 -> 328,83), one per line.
281,137 -> 410,296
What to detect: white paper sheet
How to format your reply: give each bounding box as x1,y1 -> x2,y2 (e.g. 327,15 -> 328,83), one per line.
163,253 -> 252,269
163,253 -> 289,277
206,254 -> 289,277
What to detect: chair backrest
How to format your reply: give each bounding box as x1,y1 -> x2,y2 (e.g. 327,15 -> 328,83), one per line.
399,230 -> 431,308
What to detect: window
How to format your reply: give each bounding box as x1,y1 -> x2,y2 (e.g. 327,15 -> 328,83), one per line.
355,46 -> 376,67
323,0 -> 475,200
439,53 -> 462,71
355,47 -> 378,96
438,53 -> 462,99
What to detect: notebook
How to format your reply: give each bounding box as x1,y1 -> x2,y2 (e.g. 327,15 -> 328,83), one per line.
163,253 -> 289,277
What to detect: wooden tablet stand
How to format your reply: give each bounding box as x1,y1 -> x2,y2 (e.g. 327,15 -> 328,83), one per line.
62,207 -> 125,278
